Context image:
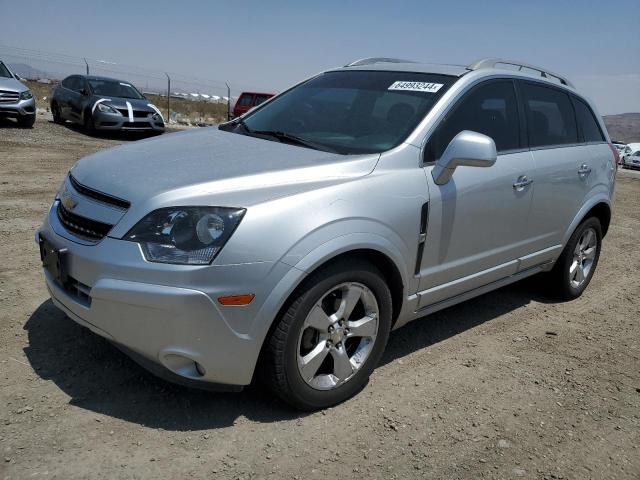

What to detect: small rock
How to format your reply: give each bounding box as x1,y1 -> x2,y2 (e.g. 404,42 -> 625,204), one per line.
498,439 -> 511,449
513,467 -> 526,477
479,458 -> 487,463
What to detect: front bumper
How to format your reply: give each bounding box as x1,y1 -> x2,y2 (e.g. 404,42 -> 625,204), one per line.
93,110 -> 165,132
0,96 -> 35,118
38,205 -> 291,388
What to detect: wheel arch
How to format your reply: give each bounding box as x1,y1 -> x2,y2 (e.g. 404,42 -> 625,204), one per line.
585,202 -> 611,237
564,197 -> 612,246
251,244 -> 409,382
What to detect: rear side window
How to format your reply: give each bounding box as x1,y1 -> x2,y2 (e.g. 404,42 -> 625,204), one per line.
238,94 -> 254,107
572,97 -> 605,143
62,76 -> 76,90
522,83 -> 578,148
425,80 -> 520,163
255,95 -> 271,106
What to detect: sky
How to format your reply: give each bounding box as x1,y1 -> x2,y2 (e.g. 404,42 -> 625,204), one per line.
1,0 -> 638,114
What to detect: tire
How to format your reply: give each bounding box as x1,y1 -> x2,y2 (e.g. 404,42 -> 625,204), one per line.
17,114 -> 35,129
548,217 -> 602,300
260,259 -> 393,410
83,110 -> 95,135
51,103 -> 63,124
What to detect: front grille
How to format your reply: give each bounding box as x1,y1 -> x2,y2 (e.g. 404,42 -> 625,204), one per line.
0,90 -> 19,104
56,201 -> 113,240
69,174 -> 130,209
116,109 -> 151,118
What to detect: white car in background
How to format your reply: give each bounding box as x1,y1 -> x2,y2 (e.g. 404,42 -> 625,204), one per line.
621,143 -> 640,169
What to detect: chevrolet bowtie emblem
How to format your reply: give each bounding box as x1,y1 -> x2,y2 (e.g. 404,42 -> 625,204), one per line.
61,192 -> 78,210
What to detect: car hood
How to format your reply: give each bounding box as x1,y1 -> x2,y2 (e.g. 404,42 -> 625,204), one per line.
90,95 -> 156,112
70,128 -> 379,208
0,76 -> 28,93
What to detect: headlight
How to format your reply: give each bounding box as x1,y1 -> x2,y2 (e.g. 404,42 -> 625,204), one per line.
20,90 -> 33,100
124,207 -> 245,265
97,103 -> 121,115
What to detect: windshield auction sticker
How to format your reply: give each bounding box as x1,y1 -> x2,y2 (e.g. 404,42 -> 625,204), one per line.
388,81 -> 443,93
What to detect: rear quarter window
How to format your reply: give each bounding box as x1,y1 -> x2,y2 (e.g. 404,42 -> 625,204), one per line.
572,97 -> 605,143
522,82 -> 578,148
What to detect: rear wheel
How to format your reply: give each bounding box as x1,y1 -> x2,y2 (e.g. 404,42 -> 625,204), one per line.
261,259 -> 392,410
548,217 -> 602,300
51,102 -> 63,124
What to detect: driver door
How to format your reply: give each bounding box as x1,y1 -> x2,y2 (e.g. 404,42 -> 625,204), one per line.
417,80 -> 536,308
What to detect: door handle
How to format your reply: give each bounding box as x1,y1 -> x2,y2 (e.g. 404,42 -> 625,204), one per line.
513,176 -> 533,190
578,164 -> 592,176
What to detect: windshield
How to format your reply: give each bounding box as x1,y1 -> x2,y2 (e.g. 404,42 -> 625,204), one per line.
88,79 -> 144,99
0,62 -> 13,79
229,71 -> 455,154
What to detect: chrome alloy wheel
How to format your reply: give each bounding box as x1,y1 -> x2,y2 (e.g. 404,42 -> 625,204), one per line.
569,227 -> 597,288
296,282 -> 379,390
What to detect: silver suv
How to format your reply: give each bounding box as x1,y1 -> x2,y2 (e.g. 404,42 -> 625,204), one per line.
0,61 -> 36,128
38,57 -> 617,410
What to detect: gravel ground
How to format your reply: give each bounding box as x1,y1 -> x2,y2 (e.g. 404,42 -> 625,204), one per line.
1,117 -> 639,480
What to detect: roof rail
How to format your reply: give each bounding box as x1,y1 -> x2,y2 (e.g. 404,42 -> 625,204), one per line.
344,57 -> 417,67
468,58 -> 573,88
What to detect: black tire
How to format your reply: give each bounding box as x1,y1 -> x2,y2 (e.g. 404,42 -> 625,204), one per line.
17,114 -> 36,129
260,259 -> 393,410
548,217 -> 602,300
51,103 -> 64,124
83,110 -> 95,135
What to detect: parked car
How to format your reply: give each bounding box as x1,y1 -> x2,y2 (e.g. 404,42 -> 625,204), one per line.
611,141 -> 626,164
0,60 -> 36,128
621,143 -> 640,168
621,143 -> 640,169
38,57 -> 617,410
232,91 -> 274,118
50,75 -> 164,134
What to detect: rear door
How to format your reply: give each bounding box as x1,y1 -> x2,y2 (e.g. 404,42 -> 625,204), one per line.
520,81 -> 590,260
68,77 -> 88,121
418,80 -> 536,306
57,77 -> 75,119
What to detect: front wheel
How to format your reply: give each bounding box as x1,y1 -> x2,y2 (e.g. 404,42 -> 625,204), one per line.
548,217 -> 602,300
18,114 -> 35,128
83,111 -> 95,135
260,259 -> 392,410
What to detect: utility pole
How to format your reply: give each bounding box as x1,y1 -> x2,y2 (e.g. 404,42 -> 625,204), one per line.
225,82 -> 231,121
165,73 -> 171,124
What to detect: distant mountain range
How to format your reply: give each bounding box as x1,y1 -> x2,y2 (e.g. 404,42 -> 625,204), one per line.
604,113 -> 640,144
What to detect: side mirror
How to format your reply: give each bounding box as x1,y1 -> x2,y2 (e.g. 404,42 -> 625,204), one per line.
80,88 -> 89,96
431,130 -> 497,185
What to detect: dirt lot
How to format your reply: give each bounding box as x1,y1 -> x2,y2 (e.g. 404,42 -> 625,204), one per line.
1,118 -> 639,480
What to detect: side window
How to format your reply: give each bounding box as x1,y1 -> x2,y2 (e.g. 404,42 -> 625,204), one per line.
572,97 -> 605,143
425,81 -> 520,163
522,83 -> 578,148
238,94 -> 254,107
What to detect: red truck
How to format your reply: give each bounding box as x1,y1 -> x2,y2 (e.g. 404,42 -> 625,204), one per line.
232,91 -> 274,118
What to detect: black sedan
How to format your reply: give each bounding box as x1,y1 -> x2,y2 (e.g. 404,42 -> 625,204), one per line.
51,75 -> 164,134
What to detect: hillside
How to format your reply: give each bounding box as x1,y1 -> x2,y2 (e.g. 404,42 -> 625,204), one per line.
603,113 -> 640,143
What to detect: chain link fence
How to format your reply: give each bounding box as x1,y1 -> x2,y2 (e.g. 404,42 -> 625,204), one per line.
0,45 -> 261,125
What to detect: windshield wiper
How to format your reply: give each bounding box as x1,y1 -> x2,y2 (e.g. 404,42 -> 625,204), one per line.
250,130 -> 339,154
